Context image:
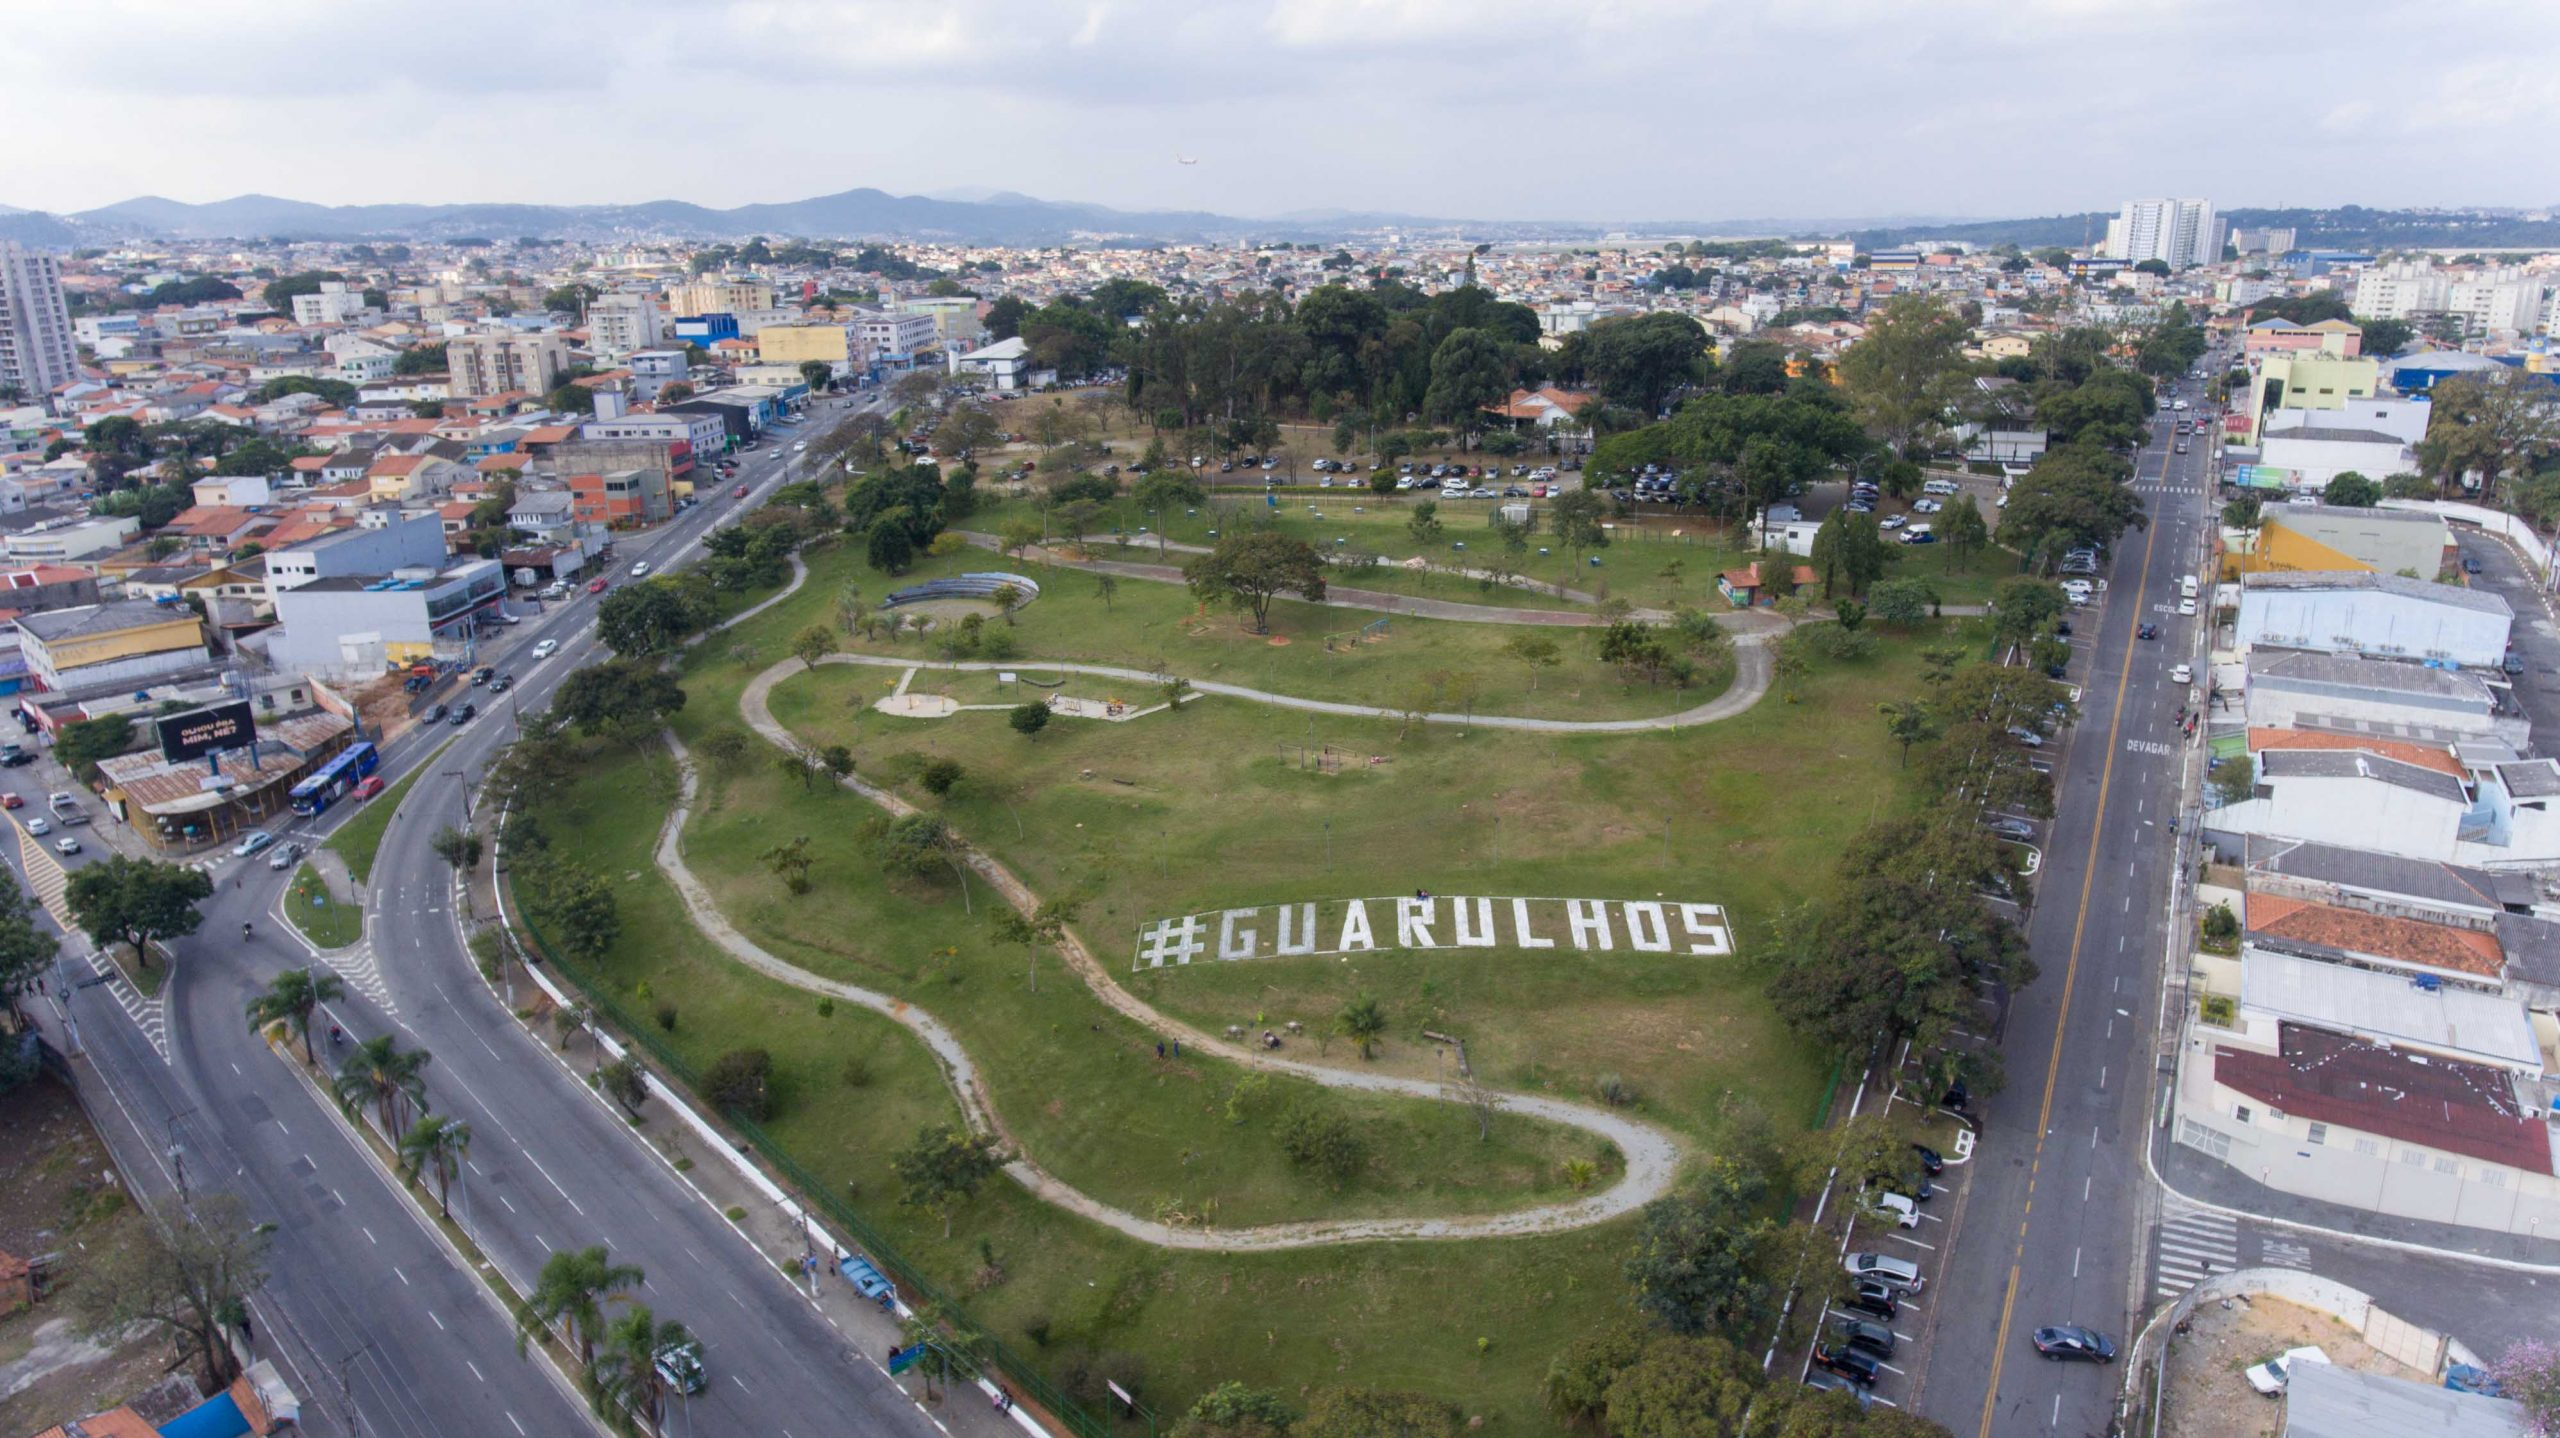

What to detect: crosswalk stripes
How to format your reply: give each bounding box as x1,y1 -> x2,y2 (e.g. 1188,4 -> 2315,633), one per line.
322,941 -> 397,1016
2154,1206 -> 2239,1298
79,947 -> 170,1063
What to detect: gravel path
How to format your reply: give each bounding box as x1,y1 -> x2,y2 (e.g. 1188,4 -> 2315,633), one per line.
630,662 -> 1698,1250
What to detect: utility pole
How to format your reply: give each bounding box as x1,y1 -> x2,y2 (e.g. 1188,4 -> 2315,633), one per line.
165,1105 -> 198,1206
336,1341 -> 378,1438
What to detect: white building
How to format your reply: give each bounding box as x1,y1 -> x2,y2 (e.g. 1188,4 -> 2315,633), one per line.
447,331 -> 570,398
857,309 -> 938,367
3,516 -> 139,564
2257,424 -> 2416,490
290,282 -> 368,327
586,292 -> 664,358
2102,198 -> 2224,269
948,336 -> 1031,391
0,243 -> 78,411
2235,571 -> 2513,669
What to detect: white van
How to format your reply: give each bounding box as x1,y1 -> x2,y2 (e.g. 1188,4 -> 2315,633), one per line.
1921,479 -> 1960,496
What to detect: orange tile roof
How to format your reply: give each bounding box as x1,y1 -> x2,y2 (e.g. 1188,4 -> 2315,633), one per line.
262,514 -> 347,548
2245,892 -> 2504,978
521,425 -> 577,444
368,454 -> 426,476
2247,728 -> 2464,778
27,1408 -> 158,1438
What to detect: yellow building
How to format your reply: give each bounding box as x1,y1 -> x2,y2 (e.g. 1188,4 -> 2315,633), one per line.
749,322 -> 858,370
2222,502 -> 2450,581
2244,354 -> 2381,443
17,601 -> 209,692
664,280 -> 776,317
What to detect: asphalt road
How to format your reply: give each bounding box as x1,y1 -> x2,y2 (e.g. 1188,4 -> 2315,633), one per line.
1918,381 -> 2219,1438
20,390 -> 960,1437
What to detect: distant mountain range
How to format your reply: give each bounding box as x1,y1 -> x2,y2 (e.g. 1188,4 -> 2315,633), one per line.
1,188 -> 2551,253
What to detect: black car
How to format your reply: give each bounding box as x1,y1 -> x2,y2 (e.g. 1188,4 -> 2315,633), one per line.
1811,1345 -> 1879,1386
489,674 -> 514,694
1828,1315 -> 1896,1359
1843,1280 -> 1900,1321
2137,623 -> 2160,640
423,702 -> 448,724
449,702 -> 477,726
2463,557 -> 2483,575
2032,1325 -> 2116,1363
1912,1144 -> 1944,1175
1942,1079 -> 1971,1111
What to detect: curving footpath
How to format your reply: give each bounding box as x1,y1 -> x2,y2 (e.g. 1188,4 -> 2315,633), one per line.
633,661 -> 1701,1250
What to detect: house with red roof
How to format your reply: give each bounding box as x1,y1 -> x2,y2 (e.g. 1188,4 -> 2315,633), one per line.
1716,560 -> 1817,608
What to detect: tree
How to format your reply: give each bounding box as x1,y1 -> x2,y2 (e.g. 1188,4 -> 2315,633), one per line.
893,1124 -> 1004,1237
522,859 -> 621,962
1865,577 -> 1938,628
1406,500 -> 1444,548
1549,487 -> 1611,566
932,402 -> 999,457
596,578 -> 717,657
2321,471 -> 2381,508
1878,700 -> 1941,767
1990,576 -> 2065,648
66,857 -> 213,969
1622,1159 -> 1779,1339
1422,327 -> 1518,434
1543,1323 -> 1647,1432
790,623 -> 834,671
597,1056 -> 649,1117
920,758 -> 965,796
333,1033 -> 432,1137
1176,1381 -> 1297,1438
262,269 -> 347,314
2356,315 -> 2414,357
398,1112 -> 473,1219
54,715 -> 137,783
1505,632 -> 1563,691
2489,1339 -> 2560,1438
703,1048 -> 775,1120
1838,295 -> 1971,456
72,1191 -> 269,1395
797,359 -> 834,394
991,897 -> 1078,993
866,516 -> 918,574
245,965 -> 345,1066
554,658 -> 687,745
1184,531 -> 1326,635
1336,992 -> 1387,1060
432,826 -> 484,872
1581,312 -> 1711,415
2210,755 -> 2256,807
2416,367 -> 2560,502
588,1304 -> 696,1436
1939,493 -> 1989,559
1132,469 -> 1205,556
1008,701 -> 1051,739
761,835 -> 815,894
2003,445 -> 2146,565
515,1245 -> 643,1369
1600,1335 -> 1761,1438
1094,572 -> 1119,610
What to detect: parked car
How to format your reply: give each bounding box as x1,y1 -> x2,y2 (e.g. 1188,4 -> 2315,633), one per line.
2503,653 -> 2526,676
1827,1315 -> 1896,1360
2463,556 -> 2484,575
1842,1280 -> 1900,1320
1843,1252 -> 1924,1292
1802,1370 -> 1872,1408
1911,1143 -> 1943,1175
2032,1325 -> 2117,1363
1812,1345 -> 1880,1386
1866,1190 -> 1920,1229
1985,817 -> 2035,841
233,831 -> 276,857
2245,1346 -> 2328,1396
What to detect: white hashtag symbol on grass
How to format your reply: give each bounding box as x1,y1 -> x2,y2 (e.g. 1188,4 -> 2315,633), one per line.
1136,914 -> 1207,970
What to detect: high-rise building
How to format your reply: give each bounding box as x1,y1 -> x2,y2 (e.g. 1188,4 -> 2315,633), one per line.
586,292 -> 662,358
446,331 -> 571,398
0,243 -> 79,410
2103,198 -> 2225,269
664,279 -> 776,318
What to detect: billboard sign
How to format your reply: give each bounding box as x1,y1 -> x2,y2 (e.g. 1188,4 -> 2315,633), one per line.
157,700 -> 256,764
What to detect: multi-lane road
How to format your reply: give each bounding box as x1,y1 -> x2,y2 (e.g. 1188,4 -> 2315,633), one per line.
21,388 -> 980,1438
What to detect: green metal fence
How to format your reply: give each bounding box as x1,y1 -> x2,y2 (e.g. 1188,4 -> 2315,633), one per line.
510,900 -> 1152,1438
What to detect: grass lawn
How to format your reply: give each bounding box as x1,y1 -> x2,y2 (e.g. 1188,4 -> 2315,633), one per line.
832,545 -> 1735,724
974,489 -> 2025,613
324,737 -> 451,885
504,534 -> 1972,1425
284,863 -> 363,949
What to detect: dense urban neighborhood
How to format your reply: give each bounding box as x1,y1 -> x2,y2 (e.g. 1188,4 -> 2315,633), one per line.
3,26 -> 2560,1438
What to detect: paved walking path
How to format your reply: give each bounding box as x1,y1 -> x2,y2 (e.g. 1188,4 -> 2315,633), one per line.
628,661 -> 1698,1250
806,648 -> 1769,733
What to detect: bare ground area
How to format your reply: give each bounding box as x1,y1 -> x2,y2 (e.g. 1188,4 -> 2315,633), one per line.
0,1074 -> 175,1434
2160,1293 -> 2428,1438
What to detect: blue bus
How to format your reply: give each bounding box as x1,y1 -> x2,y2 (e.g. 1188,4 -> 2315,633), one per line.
289,741 -> 380,817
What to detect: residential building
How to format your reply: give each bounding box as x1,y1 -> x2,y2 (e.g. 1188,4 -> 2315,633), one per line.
0,243 -> 78,411
626,347 -> 689,400
665,279 -> 775,317
579,410 -> 726,464
857,309 -> 937,368
3,516 -> 140,564
2351,261 -> 2452,320
263,558 -> 508,673
2226,502 -> 2449,580
2256,425 -> 2419,492
17,600 -> 210,692
2229,226 -> 2295,255
899,296 -> 986,350
0,564 -> 101,616
365,451 -> 471,502
753,321 -> 860,374
2243,317 -> 2363,359
505,489 -> 576,540
567,467 -> 668,525
2102,198 -> 2224,269
290,281 -> 368,326
2235,571 -> 2512,669
586,292 -> 663,358
446,330 -> 570,398
2447,268 -> 2551,337
2244,354 -> 2382,443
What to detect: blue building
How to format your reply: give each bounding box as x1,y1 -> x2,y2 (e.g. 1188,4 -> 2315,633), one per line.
671,313 -> 741,348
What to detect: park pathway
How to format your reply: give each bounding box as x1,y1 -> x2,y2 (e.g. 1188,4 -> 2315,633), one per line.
659,693 -> 1687,1249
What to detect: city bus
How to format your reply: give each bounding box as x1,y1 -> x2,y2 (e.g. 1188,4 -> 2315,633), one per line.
288,741 -> 380,817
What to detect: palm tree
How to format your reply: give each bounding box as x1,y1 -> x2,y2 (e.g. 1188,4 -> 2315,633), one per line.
245,967 -> 344,1066
516,1245 -> 644,1369
586,1303 -> 693,1434
332,1034 -> 431,1137
398,1113 -> 472,1219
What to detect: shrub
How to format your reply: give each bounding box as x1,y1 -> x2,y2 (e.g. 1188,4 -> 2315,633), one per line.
815,996 -> 834,1018
841,1053 -> 873,1088
920,758 -> 965,796
653,1001 -> 678,1032
2199,993 -> 2237,1028
1594,1072 -> 1637,1107
1277,1103 -> 1364,1185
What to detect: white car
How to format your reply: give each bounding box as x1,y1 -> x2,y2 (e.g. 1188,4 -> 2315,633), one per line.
2177,598 -> 2196,616
2245,1346 -> 2328,1396
532,638 -> 561,659
793,441 -> 808,451
630,560 -> 651,577
1868,1191 -> 1921,1229
24,816 -> 48,835
2171,663 -> 2193,685
1912,498 -> 1942,514
53,836 -> 80,856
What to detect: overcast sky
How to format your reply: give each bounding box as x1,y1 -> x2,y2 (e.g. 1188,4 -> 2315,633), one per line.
6,0 -> 2555,223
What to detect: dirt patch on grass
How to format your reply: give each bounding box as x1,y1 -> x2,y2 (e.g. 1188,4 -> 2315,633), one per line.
2161,1293 -> 2427,1438
0,1076 -> 177,1434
